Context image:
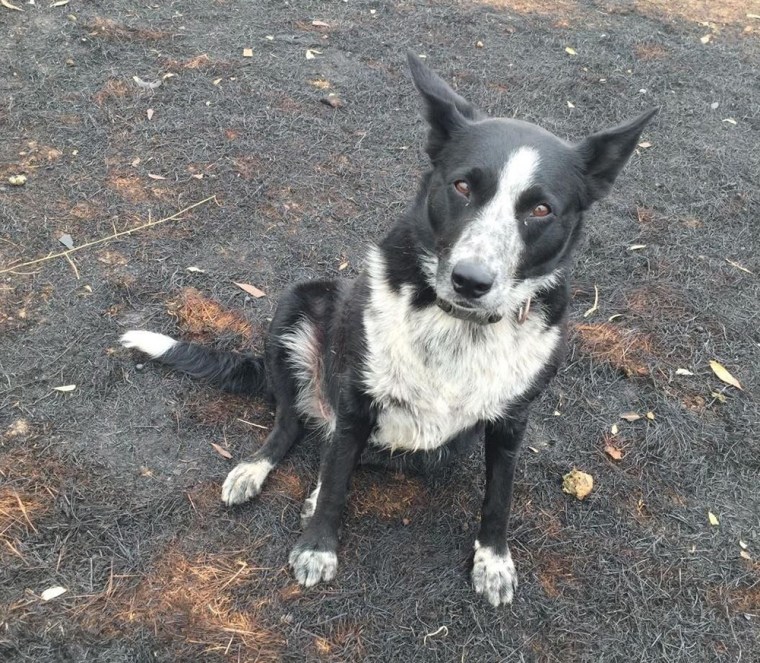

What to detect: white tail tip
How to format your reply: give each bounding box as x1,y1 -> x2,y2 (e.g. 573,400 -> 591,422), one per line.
120,330 -> 178,359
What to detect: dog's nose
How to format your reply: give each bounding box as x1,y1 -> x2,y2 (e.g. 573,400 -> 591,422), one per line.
451,260 -> 494,299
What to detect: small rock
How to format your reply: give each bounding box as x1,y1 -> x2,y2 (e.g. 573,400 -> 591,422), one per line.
135,363 -> 144,371
562,469 -> 594,500
8,174 -> 27,186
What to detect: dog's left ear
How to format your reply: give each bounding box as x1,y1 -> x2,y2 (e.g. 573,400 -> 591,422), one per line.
577,108 -> 658,204
407,52 -> 480,160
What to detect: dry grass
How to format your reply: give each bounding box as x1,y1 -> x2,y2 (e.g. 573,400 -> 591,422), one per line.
475,0 -> 579,16
635,0 -> 757,26
572,323 -> 654,377
105,546 -> 283,661
350,472 -> 427,521
535,551 -> 577,599
93,79 -> 132,106
83,17 -> 170,41
168,287 -> 253,342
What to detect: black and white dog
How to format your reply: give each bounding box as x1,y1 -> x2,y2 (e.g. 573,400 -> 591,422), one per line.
121,54 -> 655,606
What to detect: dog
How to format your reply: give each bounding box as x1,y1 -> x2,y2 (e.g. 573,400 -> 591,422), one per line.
120,53 -> 655,606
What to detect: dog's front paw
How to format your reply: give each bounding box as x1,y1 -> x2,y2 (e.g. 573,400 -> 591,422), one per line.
289,540 -> 338,588
221,459 -> 273,506
472,541 -> 518,607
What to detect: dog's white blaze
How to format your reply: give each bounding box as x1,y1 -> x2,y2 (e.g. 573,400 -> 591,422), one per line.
120,330 -> 177,358
472,540 -> 517,606
301,481 -> 321,523
279,319 -> 336,433
363,249 -> 560,453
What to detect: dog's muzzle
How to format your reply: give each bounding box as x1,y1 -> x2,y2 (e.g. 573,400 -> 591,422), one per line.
436,298 -> 502,325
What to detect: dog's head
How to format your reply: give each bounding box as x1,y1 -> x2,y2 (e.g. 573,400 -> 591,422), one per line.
408,53 -> 657,324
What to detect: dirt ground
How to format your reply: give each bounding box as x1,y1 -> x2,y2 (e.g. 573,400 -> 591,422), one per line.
1,1 -> 759,661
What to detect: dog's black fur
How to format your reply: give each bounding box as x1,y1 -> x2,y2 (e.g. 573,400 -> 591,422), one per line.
121,53 -> 655,606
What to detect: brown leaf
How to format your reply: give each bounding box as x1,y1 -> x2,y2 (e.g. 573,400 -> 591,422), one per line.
210,443 -> 232,459
54,385 -> 76,392
709,360 -> 742,390
233,282 -> 266,298
311,20 -> 330,27
147,173 -> 166,180
604,444 -> 623,461
620,412 -> 641,422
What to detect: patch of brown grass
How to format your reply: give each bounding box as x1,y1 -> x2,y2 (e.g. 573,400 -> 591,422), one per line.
535,551 -> 576,598
84,17 -> 170,41
0,285 -> 54,332
635,0 -> 755,26
111,546 -> 283,660
106,173 -> 148,202
93,79 -> 132,106
475,0 -> 579,16
168,288 -> 253,342
572,323 -> 653,377
0,489 -> 48,561
634,43 -> 669,60
350,473 -> 427,521
266,468 -> 307,501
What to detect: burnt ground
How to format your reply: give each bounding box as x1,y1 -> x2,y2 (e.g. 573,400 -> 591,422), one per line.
1,0 -> 759,661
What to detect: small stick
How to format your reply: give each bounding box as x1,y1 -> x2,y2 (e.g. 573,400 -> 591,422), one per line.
0,195 -> 217,275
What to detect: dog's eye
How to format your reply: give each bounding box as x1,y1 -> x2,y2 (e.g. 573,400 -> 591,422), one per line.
453,180 -> 471,197
530,203 -> 552,218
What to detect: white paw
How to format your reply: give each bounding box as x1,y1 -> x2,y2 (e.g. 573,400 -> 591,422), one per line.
300,481 -> 321,526
289,547 -> 338,588
221,460 -> 273,506
120,330 -> 177,359
472,541 -> 518,607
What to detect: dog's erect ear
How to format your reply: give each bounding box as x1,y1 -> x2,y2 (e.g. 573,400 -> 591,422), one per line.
407,52 -> 479,159
577,108 -> 658,204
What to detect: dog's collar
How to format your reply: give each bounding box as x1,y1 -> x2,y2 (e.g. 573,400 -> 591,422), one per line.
436,297 -> 532,326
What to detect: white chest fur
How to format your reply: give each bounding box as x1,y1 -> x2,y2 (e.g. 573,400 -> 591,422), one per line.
362,250 -> 561,453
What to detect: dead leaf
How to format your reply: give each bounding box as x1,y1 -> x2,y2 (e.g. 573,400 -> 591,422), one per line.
638,141 -> 652,149
528,446 -> 539,453
565,46 -> 577,55
212,77 -> 223,86
722,118 -> 737,125
191,173 -> 203,180
567,100 -> 575,108
132,76 -> 161,90
146,108 -> 154,120
604,444 -> 623,460
242,48 -> 253,57
739,540 -> 748,550
338,261 -> 349,271
305,49 -> 322,60
54,385 -> 76,392
608,313 -> 624,322
51,0 -> 70,6
646,411 -> 655,420
620,412 -> 641,422
40,586 -> 67,601
210,443 -> 232,459
562,469 -> 593,500
186,266 -> 206,273
583,285 -> 599,318
311,20 -> 329,27
676,368 -> 694,376
1,0 -> 23,11
711,391 -> 727,403
233,282 -> 266,298
610,423 -> 619,435
147,173 -> 166,180
708,511 -> 719,526
131,157 -> 141,167
740,550 -> 752,560
709,360 -> 742,390
628,244 -> 647,250
59,234 -> 74,249
311,79 -> 330,90
700,34 -> 711,44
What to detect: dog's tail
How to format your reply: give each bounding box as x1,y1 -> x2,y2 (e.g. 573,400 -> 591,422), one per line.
120,330 -> 268,396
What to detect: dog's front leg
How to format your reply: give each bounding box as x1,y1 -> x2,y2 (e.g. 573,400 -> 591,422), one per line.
289,391 -> 373,587
472,415 -> 528,606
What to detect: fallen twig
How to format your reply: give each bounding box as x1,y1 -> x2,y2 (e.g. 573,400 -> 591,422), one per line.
0,195 -> 217,275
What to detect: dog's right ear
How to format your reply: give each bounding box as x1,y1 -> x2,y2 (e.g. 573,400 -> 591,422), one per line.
407,52 -> 479,160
